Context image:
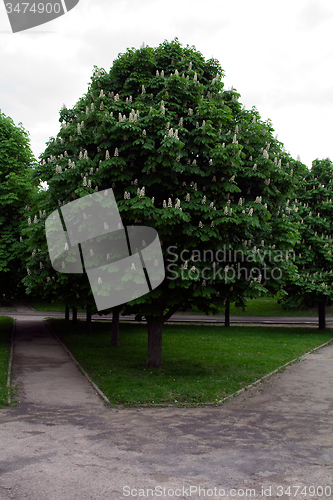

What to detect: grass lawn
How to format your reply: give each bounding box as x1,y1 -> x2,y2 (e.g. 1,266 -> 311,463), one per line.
0,316 -> 14,408
28,300 -> 86,313
228,297 -> 333,317
29,296 -> 332,317
48,319 -> 333,407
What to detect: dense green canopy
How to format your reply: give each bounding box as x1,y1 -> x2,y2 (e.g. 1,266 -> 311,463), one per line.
0,111 -> 36,298
23,39 -> 303,366
282,158 -> 333,328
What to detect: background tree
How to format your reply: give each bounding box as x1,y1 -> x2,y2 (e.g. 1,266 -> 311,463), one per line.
281,158 -> 333,329
0,111 -> 36,300
24,39 -> 301,367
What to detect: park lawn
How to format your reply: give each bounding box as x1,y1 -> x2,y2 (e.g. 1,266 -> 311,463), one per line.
48,319 -> 333,407
29,296 -> 333,317
28,300 -> 86,313
0,316 -> 14,407
228,297 -> 333,317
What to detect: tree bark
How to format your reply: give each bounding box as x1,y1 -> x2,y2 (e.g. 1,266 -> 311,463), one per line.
146,318 -> 164,368
111,306 -> 120,346
65,304 -> 69,321
72,306 -> 77,324
318,301 -> 326,330
225,299 -> 230,328
86,305 -> 92,332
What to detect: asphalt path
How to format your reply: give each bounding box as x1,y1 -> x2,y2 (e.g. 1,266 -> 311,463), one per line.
1,303 -> 331,326
0,306 -> 332,499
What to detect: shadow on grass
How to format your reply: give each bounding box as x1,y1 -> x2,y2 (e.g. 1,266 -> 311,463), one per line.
47,319 -> 333,407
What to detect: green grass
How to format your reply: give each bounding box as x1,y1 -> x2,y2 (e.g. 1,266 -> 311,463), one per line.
28,296 -> 333,317
0,316 -> 14,408
28,301 -> 86,313
228,297 -> 332,317
48,319 -> 333,407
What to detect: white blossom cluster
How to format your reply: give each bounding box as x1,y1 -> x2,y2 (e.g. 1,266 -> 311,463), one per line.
164,128 -> 179,140
129,109 -> 139,122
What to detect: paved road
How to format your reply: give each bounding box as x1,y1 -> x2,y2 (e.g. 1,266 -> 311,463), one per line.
0,310 -> 332,499
1,302 -> 331,326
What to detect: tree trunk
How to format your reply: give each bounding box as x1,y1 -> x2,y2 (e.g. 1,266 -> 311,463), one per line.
65,304 -> 69,321
72,306 -> 77,324
146,318 -> 164,368
225,299 -> 230,328
318,301 -> 326,330
111,306 -> 120,346
86,305 -> 92,332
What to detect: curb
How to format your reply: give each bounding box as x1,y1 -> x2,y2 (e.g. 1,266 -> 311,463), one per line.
43,319 -> 111,407
7,319 -> 15,405
43,319 -> 333,410
216,336 -> 333,406
117,337 -> 333,409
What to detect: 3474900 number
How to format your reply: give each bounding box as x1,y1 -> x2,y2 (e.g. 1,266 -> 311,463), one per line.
5,3 -> 61,14
276,485 -> 332,496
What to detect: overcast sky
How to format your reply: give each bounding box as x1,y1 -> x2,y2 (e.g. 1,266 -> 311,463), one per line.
1,0 -> 332,168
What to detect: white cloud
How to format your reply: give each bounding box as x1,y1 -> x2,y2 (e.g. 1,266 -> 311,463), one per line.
0,0 -> 332,167
297,0 -> 333,30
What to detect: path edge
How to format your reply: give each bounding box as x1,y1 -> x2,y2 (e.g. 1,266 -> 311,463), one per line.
6,319 -> 15,405
42,319 -> 333,410
44,319 -> 111,407
217,336 -> 333,405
